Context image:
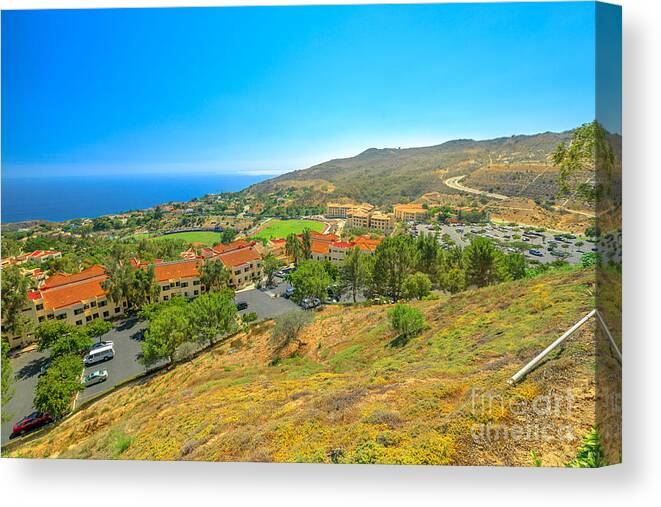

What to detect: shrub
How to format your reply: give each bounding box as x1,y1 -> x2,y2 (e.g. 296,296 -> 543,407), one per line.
565,428 -> 606,468
388,303 -> 426,346
270,311 -> 314,357
242,311 -> 258,323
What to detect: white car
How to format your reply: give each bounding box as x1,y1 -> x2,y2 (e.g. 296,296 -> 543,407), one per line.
83,370 -> 108,387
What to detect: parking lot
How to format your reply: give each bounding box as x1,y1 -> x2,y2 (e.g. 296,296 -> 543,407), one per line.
2,288 -> 300,445
415,223 -> 593,265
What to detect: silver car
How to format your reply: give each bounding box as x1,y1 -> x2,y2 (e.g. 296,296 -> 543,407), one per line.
83,370 -> 108,387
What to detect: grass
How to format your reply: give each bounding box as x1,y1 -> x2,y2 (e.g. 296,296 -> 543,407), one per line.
135,231 -> 222,246
250,219 -> 326,241
6,268 -> 602,466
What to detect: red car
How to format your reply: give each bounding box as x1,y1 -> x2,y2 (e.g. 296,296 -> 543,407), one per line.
12,411 -> 53,437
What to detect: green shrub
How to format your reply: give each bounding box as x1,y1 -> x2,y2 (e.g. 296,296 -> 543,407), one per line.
565,428 -> 606,468
388,303 -> 425,346
242,312 -> 258,323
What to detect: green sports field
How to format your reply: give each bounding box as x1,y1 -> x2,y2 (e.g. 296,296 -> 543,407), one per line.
250,219 -> 326,241
134,231 -> 222,246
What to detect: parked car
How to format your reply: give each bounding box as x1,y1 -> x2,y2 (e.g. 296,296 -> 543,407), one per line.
83,343 -> 115,366
282,287 -> 295,299
83,369 -> 108,387
236,301 -> 248,311
300,297 -> 321,310
90,340 -> 114,351
12,411 -> 53,437
528,249 -> 543,257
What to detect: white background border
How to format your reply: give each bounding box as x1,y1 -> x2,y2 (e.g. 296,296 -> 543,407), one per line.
1,0 -> 659,505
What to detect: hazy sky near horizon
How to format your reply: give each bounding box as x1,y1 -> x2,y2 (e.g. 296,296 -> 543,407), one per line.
2,3 -> 599,178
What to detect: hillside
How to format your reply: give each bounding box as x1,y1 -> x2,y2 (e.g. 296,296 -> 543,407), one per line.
247,131 -> 572,206
6,268 -> 598,466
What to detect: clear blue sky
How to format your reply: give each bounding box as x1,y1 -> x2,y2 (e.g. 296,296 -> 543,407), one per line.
2,2 -> 599,178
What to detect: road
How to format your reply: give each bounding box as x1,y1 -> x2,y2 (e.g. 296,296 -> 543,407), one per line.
2,288 -> 299,445
444,174 -> 596,219
444,175 -> 508,200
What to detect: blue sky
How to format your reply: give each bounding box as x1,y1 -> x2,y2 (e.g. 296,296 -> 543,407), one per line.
2,2 -> 599,178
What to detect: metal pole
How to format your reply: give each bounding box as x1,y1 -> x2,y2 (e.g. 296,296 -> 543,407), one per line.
595,309 -> 623,362
508,309 -> 596,385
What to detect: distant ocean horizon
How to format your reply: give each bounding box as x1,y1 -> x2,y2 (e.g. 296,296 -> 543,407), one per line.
1,173 -> 272,223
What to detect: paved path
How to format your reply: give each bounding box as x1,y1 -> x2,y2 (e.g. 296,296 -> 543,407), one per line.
444,174 -> 509,200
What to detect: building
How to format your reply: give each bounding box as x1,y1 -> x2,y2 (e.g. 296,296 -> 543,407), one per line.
2,250 -> 63,268
217,245 -> 262,288
6,265 -> 126,348
346,209 -> 370,230
366,211 -> 394,233
325,202 -> 374,219
393,203 -> 428,223
152,260 -> 203,302
327,235 -> 382,264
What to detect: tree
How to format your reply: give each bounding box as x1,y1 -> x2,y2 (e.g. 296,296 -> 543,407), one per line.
132,265 -> 161,308
2,340 -> 14,420
371,235 -> 418,300
141,304 -> 190,365
84,319 -> 113,341
285,233 -> 303,265
102,260 -> 134,310
221,228 -> 237,244
388,303 -> 426,345
35,321 -> 92,358
200,259 -> 230,292
286,260 -> 332,303
438,266 -> 465,294
552,121 -> 613,206
463,237 -> 501,288
270,310 -> 314,358
1,265 -> 30,338
401,272 -> 432,300
339,247 -> 371,303
503,252 -> 527,280
188,290 -> 238,346
33,353 -> 84,419
262,252 -> 283,288
301,229 -> 313,260
416,233 -> 440,279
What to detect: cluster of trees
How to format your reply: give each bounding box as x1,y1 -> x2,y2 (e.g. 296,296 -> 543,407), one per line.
282,234 -> 530,305
30,319 -> 113,418
102,262 -> 161,313
140,290 -> 239,366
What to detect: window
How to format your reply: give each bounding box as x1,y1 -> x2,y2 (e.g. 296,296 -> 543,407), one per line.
162,285 -> 170,291
193,280 -> 200,286
38,316 -> 45,323
47,314 -> 54,320
194,290 -> 199,296
86,316 -> 92,322
99,300 -> 107,307
163,296 -> 169,301
90,301 -> 97,307
103,311 -> 109,318
115,307 -> 121,313
35,303 -> 44,311
92,313 -> 99,319
74,308 -> 83,315
181,282 -> 188,288
175,281 -> 180,287
234,270 -> 241,275
76,320 -> 83,326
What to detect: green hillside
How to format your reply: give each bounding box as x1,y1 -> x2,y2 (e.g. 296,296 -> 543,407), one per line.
6,268 -> 599,466
247,131 -> 572,205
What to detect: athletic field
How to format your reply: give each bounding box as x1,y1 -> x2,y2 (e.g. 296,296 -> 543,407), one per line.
250,219 -> 326,241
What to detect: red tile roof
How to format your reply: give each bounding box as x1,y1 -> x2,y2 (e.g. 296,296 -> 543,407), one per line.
331,241 -> 355,249
41,265 -> 106,290
354,236 -> 381,252
40,276 -> 109,311
311,240 -> 330,255
152,260 -> 201,282
218,247 -> 261,268
212,239 -> 255,254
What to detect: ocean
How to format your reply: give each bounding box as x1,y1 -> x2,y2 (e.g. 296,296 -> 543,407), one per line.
1,173 -> 270,223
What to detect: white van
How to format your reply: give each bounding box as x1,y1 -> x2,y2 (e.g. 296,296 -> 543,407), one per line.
83,344 -> 115,366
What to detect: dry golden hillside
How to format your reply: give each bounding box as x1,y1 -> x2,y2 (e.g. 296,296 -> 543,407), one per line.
6,269 -> 599,466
